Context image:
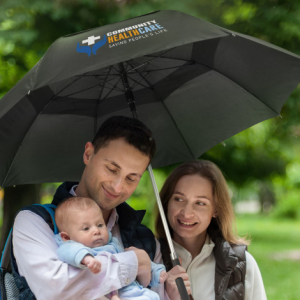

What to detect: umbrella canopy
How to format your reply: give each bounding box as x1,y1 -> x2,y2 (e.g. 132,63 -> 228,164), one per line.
1,9 -> 300,187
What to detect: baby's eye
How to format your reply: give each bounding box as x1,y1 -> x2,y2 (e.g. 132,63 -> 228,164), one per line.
83,227 -> 89,231
98,224 -> 103,228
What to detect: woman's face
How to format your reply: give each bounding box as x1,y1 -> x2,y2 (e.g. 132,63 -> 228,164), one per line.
167,174 -> 216,246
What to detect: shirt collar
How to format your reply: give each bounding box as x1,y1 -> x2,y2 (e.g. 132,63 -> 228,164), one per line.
106,208 -> 119,231
173,234 -> 215,270
69,185 -> 78,196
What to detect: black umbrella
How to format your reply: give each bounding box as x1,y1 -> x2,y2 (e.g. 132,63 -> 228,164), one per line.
1,9 -> 300,298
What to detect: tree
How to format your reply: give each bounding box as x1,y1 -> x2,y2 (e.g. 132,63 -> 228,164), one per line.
1,0 -> 300,249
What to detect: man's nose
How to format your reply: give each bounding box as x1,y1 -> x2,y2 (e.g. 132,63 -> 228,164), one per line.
111,177 -> 123,193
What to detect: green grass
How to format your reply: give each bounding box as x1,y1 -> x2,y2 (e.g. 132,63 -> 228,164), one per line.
236,214 -> 300,300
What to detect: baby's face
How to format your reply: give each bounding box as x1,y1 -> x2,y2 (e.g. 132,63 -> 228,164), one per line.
67,206 -> 109,248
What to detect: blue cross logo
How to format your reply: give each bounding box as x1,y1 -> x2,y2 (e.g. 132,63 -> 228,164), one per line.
76,35 -> 107,56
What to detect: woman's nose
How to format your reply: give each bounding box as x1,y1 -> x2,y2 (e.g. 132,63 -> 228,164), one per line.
181,205 -> 194,217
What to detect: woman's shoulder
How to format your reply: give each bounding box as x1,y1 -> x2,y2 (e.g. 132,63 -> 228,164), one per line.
231,243 -> 247,260
245,250 -> 260,269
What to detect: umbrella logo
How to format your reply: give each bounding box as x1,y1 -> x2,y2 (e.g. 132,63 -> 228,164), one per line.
76,35 -> 107,56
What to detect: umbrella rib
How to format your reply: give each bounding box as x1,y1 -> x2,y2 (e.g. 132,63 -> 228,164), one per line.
126,60 -> 195,159
76,63 -> 194,77
54,74 -> 87,98
101,74 -> 124,100
156,100 -> 196,160
126,48 -> 178,74
54,82 -> 104,99
94,66 -> 113,134
205,63 -> 281,116
126,61 -> 154,90
131,63 -> 195,75
143,54 -> 192,63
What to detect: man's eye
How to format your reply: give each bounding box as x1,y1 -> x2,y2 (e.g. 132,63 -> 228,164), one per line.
107,167 -> 117,173
127,177 -> 135,182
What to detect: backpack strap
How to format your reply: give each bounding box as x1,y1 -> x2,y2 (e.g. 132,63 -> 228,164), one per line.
20,204 -> 58,234
5,204 -> 57,300
1,229 -> 13,274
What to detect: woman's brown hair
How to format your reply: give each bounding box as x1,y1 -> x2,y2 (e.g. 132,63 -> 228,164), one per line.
155,160 -> 249,245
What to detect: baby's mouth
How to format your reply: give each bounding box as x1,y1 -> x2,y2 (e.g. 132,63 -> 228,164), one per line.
93,239 -> 103,245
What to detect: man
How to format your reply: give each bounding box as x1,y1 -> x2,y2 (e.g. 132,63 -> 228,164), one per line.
12,116 -> 189,300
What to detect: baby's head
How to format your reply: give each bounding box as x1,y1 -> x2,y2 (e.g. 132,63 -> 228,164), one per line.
55,196 -> 110,248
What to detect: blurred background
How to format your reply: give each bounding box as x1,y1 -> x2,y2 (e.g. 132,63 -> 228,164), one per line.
0,1 -> 300,299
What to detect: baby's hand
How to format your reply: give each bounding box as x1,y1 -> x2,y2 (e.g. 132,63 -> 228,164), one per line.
110,291 -> 121,300
159,270 -> 168,284
81,255 -> 101,274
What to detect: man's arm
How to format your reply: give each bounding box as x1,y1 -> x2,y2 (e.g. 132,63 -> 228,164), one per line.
13,211 -> 138,300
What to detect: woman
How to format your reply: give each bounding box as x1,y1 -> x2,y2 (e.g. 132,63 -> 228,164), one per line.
156,160 -> 267,300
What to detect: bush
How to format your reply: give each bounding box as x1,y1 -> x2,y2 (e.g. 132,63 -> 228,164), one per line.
272,190 -> 300,220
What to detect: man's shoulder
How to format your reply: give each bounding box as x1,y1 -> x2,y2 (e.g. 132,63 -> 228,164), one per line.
51,181 -> 78,205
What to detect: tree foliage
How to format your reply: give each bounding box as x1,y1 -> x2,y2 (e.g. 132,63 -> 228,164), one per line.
1,0 -> 300,247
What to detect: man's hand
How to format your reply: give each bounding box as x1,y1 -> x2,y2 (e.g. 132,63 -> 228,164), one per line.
165,265 -> 191,300
125,247 -> 151,287
81,255 -> 101,274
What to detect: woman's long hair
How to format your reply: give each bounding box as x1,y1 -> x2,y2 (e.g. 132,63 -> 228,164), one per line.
155,160 -> 249,245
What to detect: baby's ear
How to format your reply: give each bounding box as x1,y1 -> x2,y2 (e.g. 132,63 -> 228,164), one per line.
60,232 -> 71,242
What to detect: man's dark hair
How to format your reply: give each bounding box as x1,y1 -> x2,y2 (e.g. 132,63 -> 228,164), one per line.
92,116 -> 156,161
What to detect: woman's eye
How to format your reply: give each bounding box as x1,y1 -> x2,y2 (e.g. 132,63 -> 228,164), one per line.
174,197 -> 183,202
197,202 -> 205,206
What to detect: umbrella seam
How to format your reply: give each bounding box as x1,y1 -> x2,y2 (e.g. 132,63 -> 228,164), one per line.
208,35 -> 281,116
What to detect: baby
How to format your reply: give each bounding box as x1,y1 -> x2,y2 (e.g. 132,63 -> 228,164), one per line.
54,196 -> 168,300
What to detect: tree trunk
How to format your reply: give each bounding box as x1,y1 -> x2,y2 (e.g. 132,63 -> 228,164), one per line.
0,184 -> 41,252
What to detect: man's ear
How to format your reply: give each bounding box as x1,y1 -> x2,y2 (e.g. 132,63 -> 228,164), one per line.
83,142 -> 94,165
60,232 -> 71,242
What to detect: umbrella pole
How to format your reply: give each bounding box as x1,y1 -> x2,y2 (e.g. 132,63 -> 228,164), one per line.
119,62 -> 189,300
147,164 -> 176,258
147,164 -> 189,300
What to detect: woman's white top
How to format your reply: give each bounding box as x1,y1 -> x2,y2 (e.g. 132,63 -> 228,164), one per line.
173,235 -> 267,300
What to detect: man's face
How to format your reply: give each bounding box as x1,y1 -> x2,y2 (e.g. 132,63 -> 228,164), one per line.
79,138 -> 150,214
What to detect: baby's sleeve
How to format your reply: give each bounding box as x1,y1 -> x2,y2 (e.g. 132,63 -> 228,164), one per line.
57,240 -> 93,269
149,261 -> 166,287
